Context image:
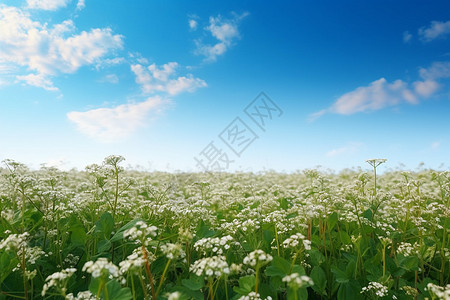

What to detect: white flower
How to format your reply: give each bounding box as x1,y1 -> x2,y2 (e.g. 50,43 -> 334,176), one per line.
190,255 -> 230,279
161,243 -> 186,260
427,283 -> 450,300
361,282 -> 389,297
82,258 -> 120,279
243,249 -> 273,268
41,268 -> 77,297
282,273 -> 314,289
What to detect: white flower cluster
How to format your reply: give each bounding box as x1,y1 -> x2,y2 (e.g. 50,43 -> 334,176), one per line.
0,232 -> 29,251
282,273 -> 314,289
190,255 -> 230,279
243,249 -> 273,268
119,248 -> 147,274
178,227 -> 194,242
397,242 -> 419,256
41,268 -> 76,296
282,233 -> 311,250
66,291 -> 96,300
426,283 -> 450,300
166,291 -> 181,300
161,243 -> 186,260
360,281 -> 389,297
194,235 -> 237,255
401,285 -> 418,296
123,221 -> 157,245
237,292 -> 272,300
82,258 -> 120,279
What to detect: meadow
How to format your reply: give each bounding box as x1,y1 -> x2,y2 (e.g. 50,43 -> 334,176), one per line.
0,156 -> 448,299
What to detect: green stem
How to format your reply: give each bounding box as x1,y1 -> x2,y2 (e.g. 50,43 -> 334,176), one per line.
224,276 -> 229,300
274,224 -> 280,256
255,266 -> 260,294
155,259 -> 171,297
96,280 -> 105,300
131,274 -> 136,300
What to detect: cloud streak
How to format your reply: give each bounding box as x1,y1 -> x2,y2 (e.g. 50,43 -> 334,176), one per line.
419,20 -> 450,42
310,61 -> 450,120
194,12 -> 248,62
131,62 -> 207,95
67,96 -> 166,142
26,0 -> 71,11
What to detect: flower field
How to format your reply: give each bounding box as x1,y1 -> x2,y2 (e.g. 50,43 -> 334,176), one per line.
0,156 -> 449,299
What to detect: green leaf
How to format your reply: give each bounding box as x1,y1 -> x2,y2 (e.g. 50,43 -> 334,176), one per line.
337,281 -> 363,300
327,212 -> 338,230
265,256 -> 291,277
95,212 -> 114,239
110,218 -> 143,243
362,209 -> 373,221
170,286 -> 203,300
292,265 -> 306,276
182,274 -> 204,291
98,239 -> 112,253
0,251 -> 17,284
263,229 -> 274,248
339,231 -> 351,245
233,275 -> 256,295
398,255 -> 419,271
105,279 -> 132,300
309,249 -> 325,266
311,266 -> 327,295
331,266 -> 349,284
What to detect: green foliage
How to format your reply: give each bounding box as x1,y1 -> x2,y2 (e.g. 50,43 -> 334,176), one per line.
0,157 -> 448,299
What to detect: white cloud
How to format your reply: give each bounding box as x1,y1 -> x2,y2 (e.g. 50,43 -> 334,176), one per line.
403,31 -> 412,43
0,4 -> 123,90
310,61 -> 450,119
76,0 -> 85,10
326,142 -> 362,157
419,20 -> 450,42
16,73 -> 58,91
67,96 -> 165,142
195,12 -> 248,62
189,19 -> 198,30
413,80 -> 439,97
431,141 -> 441,150
328,78 -> 417,115
26,0 -> 71,11
131,62 -> 207,95
99,74 -> 119,84
418,61 -> 450,80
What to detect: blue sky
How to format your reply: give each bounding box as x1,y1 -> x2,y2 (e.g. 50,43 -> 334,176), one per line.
1,0 -> 449,172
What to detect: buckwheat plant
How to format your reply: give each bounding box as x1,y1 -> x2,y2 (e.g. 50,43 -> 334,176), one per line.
360,281 -> 389,299
282,273 -> 314,299
243,249 -> 273,294
41,268 -> 77,297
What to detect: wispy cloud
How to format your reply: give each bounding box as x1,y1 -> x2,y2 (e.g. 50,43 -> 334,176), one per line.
431,141 -> 441,150
99,74 -> 119,84
0,4 -> 123,90
26,0 -> 71,11
67,96 -> 166,142
16,73 -> 59,91
76,0 -> 85,10
419,20 -> 450,42
310,61 -> 450,120
131,62 -> 207,95
403,31 -> 412,43
326,142 -> 363,157
194,12 -> 248,62
189,19 -> 198,31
